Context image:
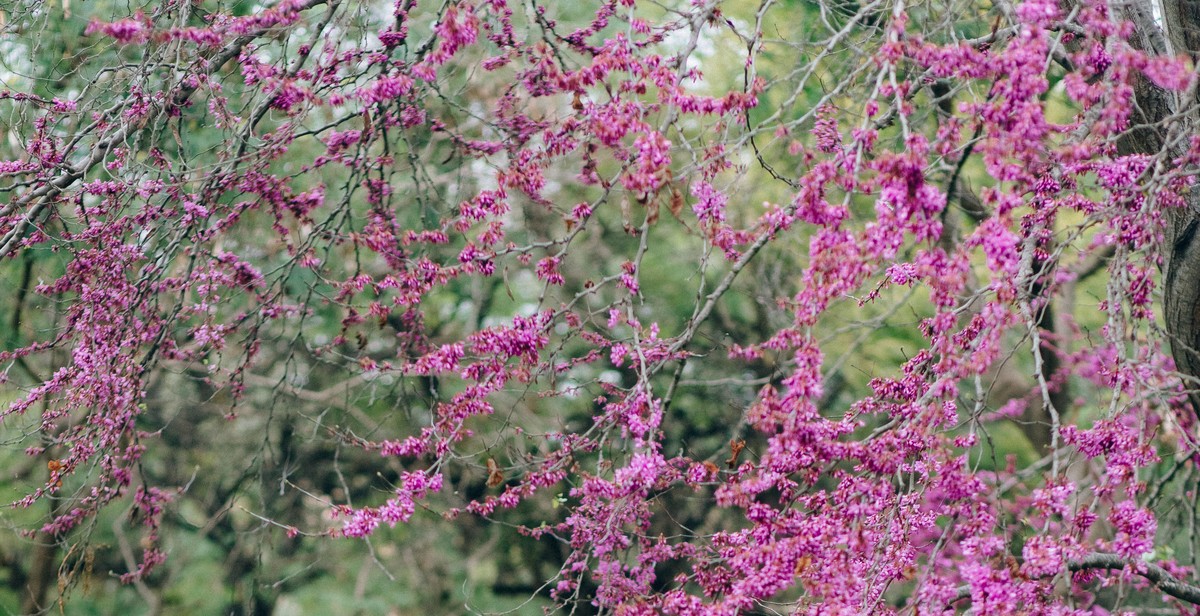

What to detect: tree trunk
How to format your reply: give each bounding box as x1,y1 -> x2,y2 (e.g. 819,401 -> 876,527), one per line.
1120,0 -> 1200,411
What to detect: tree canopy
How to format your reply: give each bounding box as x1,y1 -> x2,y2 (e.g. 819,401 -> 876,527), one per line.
1,0 -> 1200,613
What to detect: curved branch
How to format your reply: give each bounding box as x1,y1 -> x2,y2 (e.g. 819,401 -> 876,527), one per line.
1068,553 -> 1200,605
952,553 -> 1200,607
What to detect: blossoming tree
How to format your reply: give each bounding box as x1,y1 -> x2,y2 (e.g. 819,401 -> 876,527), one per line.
2,0 -> 1200,612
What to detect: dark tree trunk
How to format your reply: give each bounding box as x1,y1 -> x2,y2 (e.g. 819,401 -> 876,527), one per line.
1119,0 -> 1200,411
